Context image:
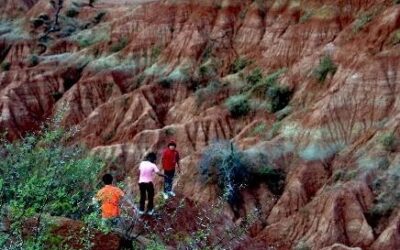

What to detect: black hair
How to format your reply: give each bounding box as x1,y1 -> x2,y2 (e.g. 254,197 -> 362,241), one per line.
102,174 -> 113,185
168,142 -> 176,147
145,152 -> 157,163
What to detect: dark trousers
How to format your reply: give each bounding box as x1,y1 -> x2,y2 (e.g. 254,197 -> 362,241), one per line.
139,182 -> 154,211
164,170 -> 175,193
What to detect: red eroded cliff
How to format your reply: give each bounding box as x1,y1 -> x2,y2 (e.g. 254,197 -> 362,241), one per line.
1,0 -> 400,249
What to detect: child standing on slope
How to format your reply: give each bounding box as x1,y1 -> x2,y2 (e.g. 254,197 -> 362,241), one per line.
161,140 -> 181,199
138,152 -> 166,215
95,174 -> 125,226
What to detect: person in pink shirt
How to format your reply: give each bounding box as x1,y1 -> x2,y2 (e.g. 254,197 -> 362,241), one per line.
138,152 -> 166,215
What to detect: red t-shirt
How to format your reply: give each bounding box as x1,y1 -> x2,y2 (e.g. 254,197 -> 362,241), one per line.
162,148 -> 180,171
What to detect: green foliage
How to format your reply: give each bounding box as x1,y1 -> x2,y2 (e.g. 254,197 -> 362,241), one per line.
267,85 -> 292,113
158,77 -> 173,88
110,37 -> 129,53
89,0 -> 98,6
246,68 -> 263,85
151,46 -> 162,61
299,11 -> 313,23
393,30 -> 400,45
353,12 -> 373,33
294,241 -> 311,250
1,61 -> 11,71
225,95 -> 251,118
0,124 -> 104,248
199,142 -> 285,210
195,80 -> 221,105
27,54 -> 39,67
93,11 -> 107,24
313,55 -> 337,83
199,142 -> 251,210
380,133 -> 396,152
73,26 -> 110,48
251,123 -> 267,136
65,8 -> 79,18
230,57 -> 250,74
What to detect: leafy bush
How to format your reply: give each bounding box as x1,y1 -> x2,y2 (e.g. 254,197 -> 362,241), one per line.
353,12 -> 373,33
313,55 -> 337,83
199,142 -> 285,212
93,11 -> 107,24
195,80 -> 221,105
267,85 -> 292,112
199,142 -> 250,212
1,61 -> 11,71
151,46 -> 162,61
27,54 -> 39,67
230,57 -> 250,74
0,125 -> 104,248
109,37 -> 128,53
73,26 -> 110,48
65,8 -> 79,18
393,30 -> 400,45
380,133 -> 396,152
158,77 -> 173,88
225,95 -> 251,118
246,68 -> 263,85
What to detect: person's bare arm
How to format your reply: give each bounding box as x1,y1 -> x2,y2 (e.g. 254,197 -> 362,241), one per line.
157,172 -> 167,178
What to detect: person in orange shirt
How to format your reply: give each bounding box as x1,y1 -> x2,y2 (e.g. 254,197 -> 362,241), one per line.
95,174 -> 125,221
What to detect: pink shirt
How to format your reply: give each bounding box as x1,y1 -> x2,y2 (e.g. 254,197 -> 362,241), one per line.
139,161 -> 160,183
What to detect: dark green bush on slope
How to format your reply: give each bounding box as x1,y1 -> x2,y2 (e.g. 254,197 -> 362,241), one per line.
0,126 -> 104,249
199,142 -> 285,215
225,95 -> 251,118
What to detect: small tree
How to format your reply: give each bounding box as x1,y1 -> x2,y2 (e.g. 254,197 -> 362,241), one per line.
313,55 -> 337,83
225,95 -> 251,118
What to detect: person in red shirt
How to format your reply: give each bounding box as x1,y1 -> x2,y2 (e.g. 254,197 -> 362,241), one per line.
161,141 -> 181,199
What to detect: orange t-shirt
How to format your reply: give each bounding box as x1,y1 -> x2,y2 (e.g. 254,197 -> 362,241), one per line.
96,185 -> 124,218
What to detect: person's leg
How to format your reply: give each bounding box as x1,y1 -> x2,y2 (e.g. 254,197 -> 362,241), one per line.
147,182 -> 155,212
139,183 -> 146,212
164,170 -> 175,193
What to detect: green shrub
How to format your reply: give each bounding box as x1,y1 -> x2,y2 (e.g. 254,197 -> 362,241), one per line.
267,85 -> 292,113
353,13 -> 373,33
0,125 -> 104,248
151,46 -> 162,61
158,77 -> 173,88
109,37 -> 128,53
380,133 -> 396,151
1,61 -> 11,71
246,68 -> 263,85
313,55 -> 337,83
27,54 -> 39,67
230,57 -> 250,74
89,0 -> 98,7
195,80 -> 221,105
393,30 -> 400,45
199,142 -> 285,211
93,11 -> 107,24
199,142 -> 250,211
65,8 -> 79,18
225,95 -> 251,118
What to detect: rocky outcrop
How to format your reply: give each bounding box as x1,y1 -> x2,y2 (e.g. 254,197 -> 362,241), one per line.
2,0 -> 400,249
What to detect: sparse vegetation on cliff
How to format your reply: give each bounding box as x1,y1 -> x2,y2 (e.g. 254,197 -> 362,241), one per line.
225,95 -> 251,118
313,55 -> 337,83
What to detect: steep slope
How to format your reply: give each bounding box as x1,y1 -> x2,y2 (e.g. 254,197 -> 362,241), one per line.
1,0 -> 400,249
